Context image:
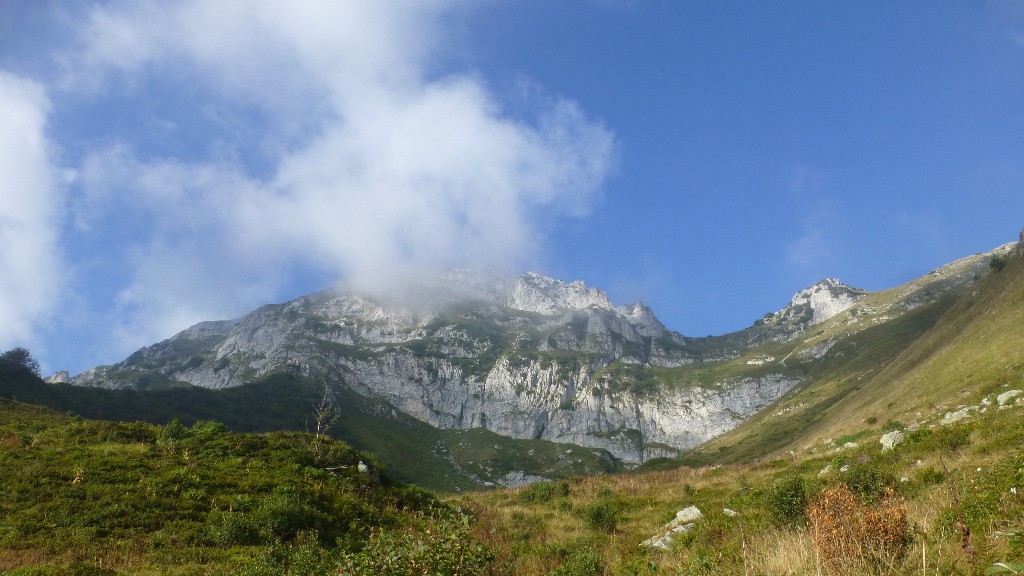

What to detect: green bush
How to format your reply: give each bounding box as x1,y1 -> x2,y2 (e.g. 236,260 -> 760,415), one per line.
842,461 -> 899,503
549,548 -> 604,576
158,419 -> 190,445
207,509 -> 262,546
905,424 -> 972,453
518,480 -> 570,504
256,487 -> 327,541
917,466 -> 945,486
231,534 -> 337,576
581,500 -> 619,532
336,512 -> 492,576
2,564 -> 120,576
209,486 -> 332,545
882,419 -> 907,433
934,425 -> 972,451
763,474 -> 812,527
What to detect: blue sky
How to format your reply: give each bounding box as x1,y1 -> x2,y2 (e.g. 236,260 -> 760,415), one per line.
1,1 -> 1023,375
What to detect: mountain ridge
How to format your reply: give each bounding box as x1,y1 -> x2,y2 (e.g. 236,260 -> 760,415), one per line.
56,242 -> 1016,485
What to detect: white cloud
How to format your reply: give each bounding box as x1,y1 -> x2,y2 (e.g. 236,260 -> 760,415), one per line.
0,71 -> 64,352
61,0 -> 617,357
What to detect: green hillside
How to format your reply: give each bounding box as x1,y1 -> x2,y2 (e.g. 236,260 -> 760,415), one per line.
697,248 -> 1024,463
2,244 -> 1022,575
0,368 -> 617,493
451,250 -> 1024,575
0,388 -> 491,574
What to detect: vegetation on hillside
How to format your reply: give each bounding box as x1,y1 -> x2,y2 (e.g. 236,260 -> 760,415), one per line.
0,366 -> 618,493
459,400 -> 1024,575
1,243 -> 1021,574
0,391 -> 491,575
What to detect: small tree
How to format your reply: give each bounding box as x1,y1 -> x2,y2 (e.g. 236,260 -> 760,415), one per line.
991,255 -> 1007,272
309,382 -> 339,459
0,347 -> 41,376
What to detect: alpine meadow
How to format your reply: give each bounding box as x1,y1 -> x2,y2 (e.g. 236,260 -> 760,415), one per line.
3,237 -> 1024,574
3,2 -> 1024,575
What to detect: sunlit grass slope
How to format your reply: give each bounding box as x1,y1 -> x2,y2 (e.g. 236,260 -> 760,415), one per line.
0,390 -> 498,575
694,248 -> 1024,463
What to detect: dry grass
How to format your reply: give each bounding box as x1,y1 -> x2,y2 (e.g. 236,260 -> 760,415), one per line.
740,528 -> 818,575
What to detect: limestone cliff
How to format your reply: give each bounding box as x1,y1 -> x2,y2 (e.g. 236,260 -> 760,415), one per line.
71,251 -> 1004,466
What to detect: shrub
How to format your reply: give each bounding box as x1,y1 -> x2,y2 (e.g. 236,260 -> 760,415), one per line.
158,419 -> 190,445
207,509 -> 262,546
882,419 -> 907,433
231,534 -> 337,576
336,512 -> 492,576
904,424 -> 972,453
807,484 -> 912,575
103,421 -> 158,444
549,548 -> 604,576
518,480 -> 570,504
934,425 -> 972,452
842,462 -> 899,503
2,564 -> 121,576
763,475 -> 812,527
917,466 -> 945,486
581,500 -> 620,532
255,487 -> 328,541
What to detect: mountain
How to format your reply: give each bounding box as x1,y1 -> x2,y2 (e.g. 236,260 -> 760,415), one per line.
9,239 -> 1022,574
61,244 -> 1015,487
693,239 -> 1024,463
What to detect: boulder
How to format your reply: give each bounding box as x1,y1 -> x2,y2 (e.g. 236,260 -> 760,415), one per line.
941,407 -> 971,425
880,430 -> 905,452
639,523 -> 696,550
997,390 -> 1023,407
639,506 -> 703,550
671,506 -> 704,525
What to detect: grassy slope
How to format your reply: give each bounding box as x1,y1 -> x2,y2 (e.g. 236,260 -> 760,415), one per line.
0,370 -> 617,493
454,250 -> 1024,575
691,296 -> 957,463
460,400 -> 1024,575
2,248 -> 1022,575
0,390 -> 463,575
689,252 -> 1021,464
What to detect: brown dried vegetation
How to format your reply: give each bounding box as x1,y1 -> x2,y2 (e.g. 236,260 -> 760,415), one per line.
807,484 -> 913,575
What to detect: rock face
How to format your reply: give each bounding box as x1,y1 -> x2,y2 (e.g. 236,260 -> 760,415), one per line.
70,270 -> 805,463
753,279 -> 867,342
69,249 -> 1002,467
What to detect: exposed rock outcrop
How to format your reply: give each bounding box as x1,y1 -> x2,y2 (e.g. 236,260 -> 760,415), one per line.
69,271 -> 805,463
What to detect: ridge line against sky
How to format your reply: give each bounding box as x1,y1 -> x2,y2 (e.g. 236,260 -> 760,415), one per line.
1,0 -> 1023,375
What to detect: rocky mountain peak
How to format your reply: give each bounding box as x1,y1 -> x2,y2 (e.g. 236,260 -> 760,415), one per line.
506,272 -> 614,315
770,278 -> 867,328
619,301 -> 667,337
